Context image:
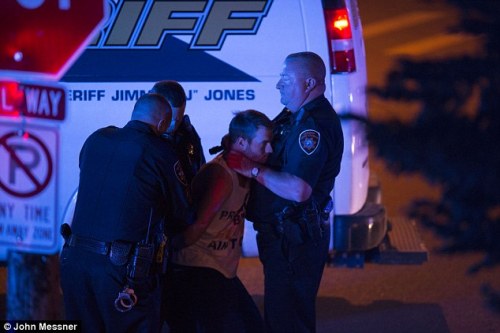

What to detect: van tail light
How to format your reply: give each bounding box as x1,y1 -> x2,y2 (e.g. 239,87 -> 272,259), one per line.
324,8 -> 356,73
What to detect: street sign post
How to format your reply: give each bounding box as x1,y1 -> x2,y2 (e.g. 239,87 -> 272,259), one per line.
0,0 -> 107,81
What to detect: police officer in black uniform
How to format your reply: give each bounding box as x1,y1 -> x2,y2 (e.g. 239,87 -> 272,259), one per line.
150,80 -> 205,187
59,93 -> 195,333
228,52 -> 344,332
149,81 -> 206,330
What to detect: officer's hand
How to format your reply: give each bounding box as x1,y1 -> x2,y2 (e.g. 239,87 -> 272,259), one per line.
226,151 -> 253,178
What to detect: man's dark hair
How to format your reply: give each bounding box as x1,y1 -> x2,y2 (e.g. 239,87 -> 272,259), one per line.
150,80 -> 186,107
228,109 -> 273,144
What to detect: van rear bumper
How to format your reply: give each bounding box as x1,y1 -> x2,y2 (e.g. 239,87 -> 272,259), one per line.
333,202 -> 387,251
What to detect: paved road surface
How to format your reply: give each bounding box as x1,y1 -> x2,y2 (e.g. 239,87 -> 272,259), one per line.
239,226 -> 500,333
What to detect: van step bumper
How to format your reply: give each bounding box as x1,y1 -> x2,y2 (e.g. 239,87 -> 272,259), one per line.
329,216 -> 429,267
372,216 -> 429,265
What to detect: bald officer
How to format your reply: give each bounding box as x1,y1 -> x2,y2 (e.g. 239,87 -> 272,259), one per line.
228,52 -> 344,332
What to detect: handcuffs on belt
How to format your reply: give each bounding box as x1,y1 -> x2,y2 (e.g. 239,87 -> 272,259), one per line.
114,286 -> 138,312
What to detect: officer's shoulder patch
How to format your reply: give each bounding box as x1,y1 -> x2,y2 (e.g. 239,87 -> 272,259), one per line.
298,129 -> 320,155
174,160 -> 188,186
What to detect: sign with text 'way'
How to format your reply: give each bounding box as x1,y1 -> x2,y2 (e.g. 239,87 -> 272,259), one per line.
0,81 -> 66,121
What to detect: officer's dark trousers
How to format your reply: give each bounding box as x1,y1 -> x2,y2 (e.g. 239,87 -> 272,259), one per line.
256,223 -> 330,333
60,246 -> 162,333
163,264 -> 264,333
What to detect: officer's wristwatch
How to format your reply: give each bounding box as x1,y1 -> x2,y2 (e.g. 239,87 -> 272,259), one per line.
251,167 -> 260,178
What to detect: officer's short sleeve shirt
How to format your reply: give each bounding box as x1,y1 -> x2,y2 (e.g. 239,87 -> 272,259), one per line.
246,95 -> 343,223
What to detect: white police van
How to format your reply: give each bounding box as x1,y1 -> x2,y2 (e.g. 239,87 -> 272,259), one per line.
2,0 -> 402,264
61,0 -> 392,262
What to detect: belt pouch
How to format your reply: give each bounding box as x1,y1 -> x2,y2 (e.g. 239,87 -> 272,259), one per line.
127,243 -> 154,281
109,242 -> 133,266
306,217 -> 323,241
302,205 -> 322,241
283,220 -> 305,246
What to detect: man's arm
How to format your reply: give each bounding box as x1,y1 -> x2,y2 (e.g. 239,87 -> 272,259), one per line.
171,163 -> 233,248
226,151 -> 312,202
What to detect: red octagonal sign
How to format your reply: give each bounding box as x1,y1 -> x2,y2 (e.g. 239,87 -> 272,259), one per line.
0,0 -> 107,81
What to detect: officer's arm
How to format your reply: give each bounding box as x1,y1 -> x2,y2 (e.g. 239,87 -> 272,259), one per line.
172,163 -> 233,248
255,167 -> 312,202
226,152 -> 312,202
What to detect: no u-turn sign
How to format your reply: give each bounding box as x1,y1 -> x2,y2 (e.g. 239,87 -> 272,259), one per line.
0,122 -> 58,254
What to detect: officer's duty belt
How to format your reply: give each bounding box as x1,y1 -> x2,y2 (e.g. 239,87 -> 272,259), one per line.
67,234 -> 111,255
